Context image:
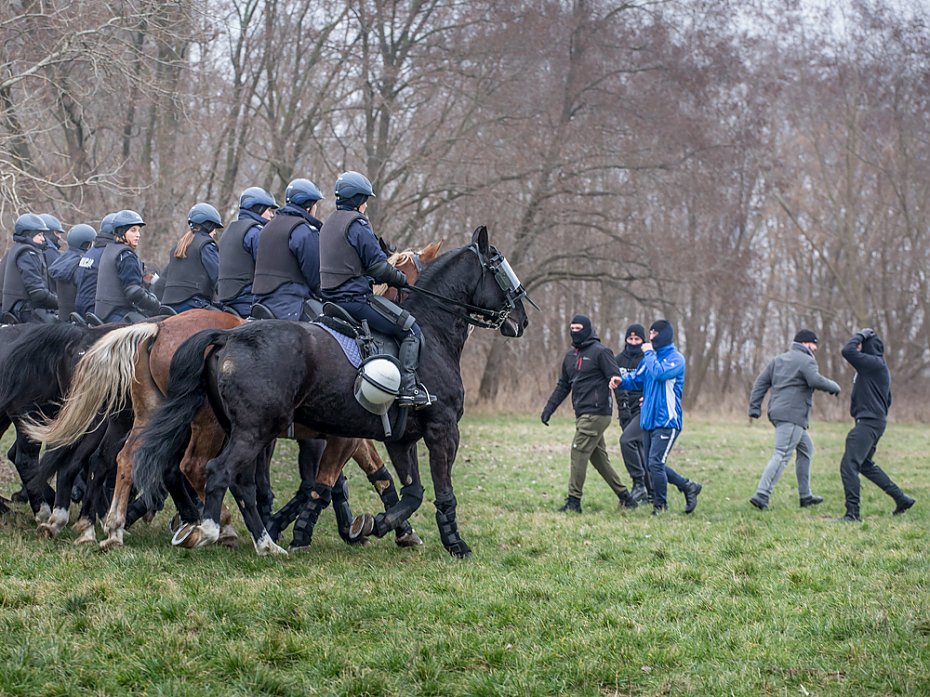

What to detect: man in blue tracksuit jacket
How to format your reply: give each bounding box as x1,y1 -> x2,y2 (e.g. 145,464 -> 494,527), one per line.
612,319 -> 702,514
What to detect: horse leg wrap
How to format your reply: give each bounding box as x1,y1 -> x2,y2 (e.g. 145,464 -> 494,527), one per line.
373,482 -> 423,538
365,466 -> 414,538
267,487 -> 310,542
331,475 -> 362,545
291,484 -> 332,549
435,495 -> 471,558
257,489 -> 275,530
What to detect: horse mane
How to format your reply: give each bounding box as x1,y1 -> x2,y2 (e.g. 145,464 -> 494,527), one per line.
0,323 -> 87,413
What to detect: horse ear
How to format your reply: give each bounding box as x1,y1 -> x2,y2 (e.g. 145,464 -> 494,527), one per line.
471,226 -> 489,255
419,240 -> 443,261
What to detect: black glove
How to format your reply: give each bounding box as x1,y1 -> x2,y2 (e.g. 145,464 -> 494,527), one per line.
126,285 -> 162,314
540,408 -> 552,426
27,287 -> 58,309
858,327 -> 876,341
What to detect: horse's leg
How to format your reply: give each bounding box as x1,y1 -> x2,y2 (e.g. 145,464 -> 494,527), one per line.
291,437 -> 360,552
267,438 -> 320,542
12,430 -> 52,522
37,443 -> 82,538
73,432 -> 116,545
99,416 -> 138,551
353,440 -> 422,547
255,441 -> 276,530
424,420 -> 471,558
354,440 -> 424,541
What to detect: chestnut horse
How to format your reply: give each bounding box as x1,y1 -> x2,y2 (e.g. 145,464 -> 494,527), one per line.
25,242 -> 442,553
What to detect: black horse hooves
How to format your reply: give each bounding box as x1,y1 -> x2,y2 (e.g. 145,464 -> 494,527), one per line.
446,541 -> 472,559
288,544 -> 312,554
349,513 -> 375,540
395,529 -> 424,547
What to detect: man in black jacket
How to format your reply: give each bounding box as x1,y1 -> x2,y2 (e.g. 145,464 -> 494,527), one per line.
615,323 -> 651,503
541,315 -> 639,513
838,328 -> 915,521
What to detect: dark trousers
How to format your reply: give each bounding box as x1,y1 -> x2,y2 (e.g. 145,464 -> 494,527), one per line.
618,416 -> 651,493
642,427 -> 687,508
840,417 -> 905,515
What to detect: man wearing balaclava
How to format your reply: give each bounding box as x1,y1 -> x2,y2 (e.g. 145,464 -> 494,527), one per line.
541,314 -> 640,513
614,323 -> 652,503
748,329 -> 840,510
611,320 -> 702,514
837,328 -> 915,521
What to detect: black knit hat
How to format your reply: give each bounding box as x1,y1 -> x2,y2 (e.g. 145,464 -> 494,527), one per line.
625,323 -> 646,341
793,329 -> 818,344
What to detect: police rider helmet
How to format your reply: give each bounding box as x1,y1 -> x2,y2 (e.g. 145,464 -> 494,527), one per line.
99,212 -> 117,238
13,213 -> 50,238
187,202 -> 224,231
39,213 -> 64,234
334,171 -> 376,200
112,209 -> 145,238
239,187 -> 277,213
285,178 -> 324,208
66,224 -> 98,251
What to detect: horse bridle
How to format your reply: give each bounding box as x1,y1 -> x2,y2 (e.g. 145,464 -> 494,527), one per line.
406,244 -> 536,329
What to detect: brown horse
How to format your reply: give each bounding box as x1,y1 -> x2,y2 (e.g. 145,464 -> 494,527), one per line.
25,242 -> 443,553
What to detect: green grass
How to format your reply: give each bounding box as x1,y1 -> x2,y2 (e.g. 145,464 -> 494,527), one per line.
0,416 -> 928,696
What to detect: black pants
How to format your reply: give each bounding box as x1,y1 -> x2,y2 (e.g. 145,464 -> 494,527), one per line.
618,415 -> 650,491
839,417 -> 905,515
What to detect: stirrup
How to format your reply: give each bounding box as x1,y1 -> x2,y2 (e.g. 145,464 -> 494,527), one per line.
69,312 -> 88,327
84,312 -> 104,326
397,384 -> 434,409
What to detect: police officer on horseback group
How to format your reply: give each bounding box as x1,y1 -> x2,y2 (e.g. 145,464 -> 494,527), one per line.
49,224 -> 97,321
94,210 -> 161,323
217,186 -> 277,318
1,214 -> 59,323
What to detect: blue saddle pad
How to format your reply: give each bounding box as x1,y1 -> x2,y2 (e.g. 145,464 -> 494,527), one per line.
316,323 -> 362,368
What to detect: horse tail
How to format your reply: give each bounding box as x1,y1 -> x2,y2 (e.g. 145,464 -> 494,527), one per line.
132,328 -> 229,507
0,323 -> 87,415
21,323 -> 161,447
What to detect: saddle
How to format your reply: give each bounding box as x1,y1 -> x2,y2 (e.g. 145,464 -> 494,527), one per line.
314,302 -> 399,361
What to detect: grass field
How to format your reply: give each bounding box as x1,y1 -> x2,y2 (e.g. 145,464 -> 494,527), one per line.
0,415 -> 928,696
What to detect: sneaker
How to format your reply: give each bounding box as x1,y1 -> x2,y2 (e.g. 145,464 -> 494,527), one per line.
558,496 -> 582,514
618,491 -> 639,510
799,495 -> 824,508
750,494 -> 769,510
683,481 -> 702,514
630,483 -> 649,503
893,495 -> 915,516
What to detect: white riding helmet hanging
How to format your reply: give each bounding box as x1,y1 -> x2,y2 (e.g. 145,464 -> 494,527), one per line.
353,355 -> 402,415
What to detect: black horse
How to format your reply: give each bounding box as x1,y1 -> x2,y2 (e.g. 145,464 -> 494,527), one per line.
134,227 -> 529,557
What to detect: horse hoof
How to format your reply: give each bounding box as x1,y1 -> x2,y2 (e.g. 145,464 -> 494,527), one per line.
99,537 -> 123,552
217,525 -> 239,549
171,523 -> 198,547
349,513 -> 375,540
142,510 -> 157,524
446,541 -> 472,559
74,527 -> 96,545
395,529 -> 424,547
36,523 -> 58,539
288,544 -> 312,554
255,534 -> 288,556
72,517 -> 92,534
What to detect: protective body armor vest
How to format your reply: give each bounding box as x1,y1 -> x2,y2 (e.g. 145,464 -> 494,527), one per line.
252,214 -> 305,296
57,280 -> 77,319
217,218 -> 258,302
161,233 -> 215,305
94,242 -> 134,320
2,243 -> 46,312
320,210 -> 366,291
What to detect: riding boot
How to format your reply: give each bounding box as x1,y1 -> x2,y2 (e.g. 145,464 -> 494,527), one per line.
396,333 -> 431,408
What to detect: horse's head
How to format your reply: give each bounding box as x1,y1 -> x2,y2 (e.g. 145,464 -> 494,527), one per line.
467,226 -> 530,338
377,240 -> 445,302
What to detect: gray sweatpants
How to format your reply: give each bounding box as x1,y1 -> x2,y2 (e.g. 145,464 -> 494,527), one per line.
755,421 -> 813,498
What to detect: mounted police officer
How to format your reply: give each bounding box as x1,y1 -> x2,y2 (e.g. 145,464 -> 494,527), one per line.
39,213 -> 64,283
217,186 -> 277,317
161,203 -> 223,313
94,209 -> 160,323
252,178 -> 323,320
75,212 -> 116,318
320,171 -> 428,408
49,223 -> 97,321
1,213 -> 58,323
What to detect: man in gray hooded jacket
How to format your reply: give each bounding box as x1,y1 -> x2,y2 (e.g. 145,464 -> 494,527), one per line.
748,329 -> 841,509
